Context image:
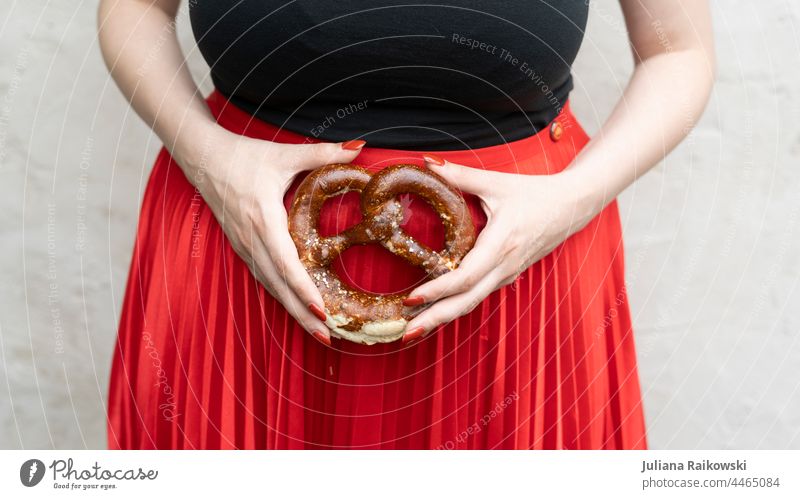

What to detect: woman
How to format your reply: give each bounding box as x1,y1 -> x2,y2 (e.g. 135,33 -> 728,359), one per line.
99,0 -> 714,449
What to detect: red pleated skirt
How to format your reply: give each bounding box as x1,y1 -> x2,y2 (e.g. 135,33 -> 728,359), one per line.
107,90 -> 647,449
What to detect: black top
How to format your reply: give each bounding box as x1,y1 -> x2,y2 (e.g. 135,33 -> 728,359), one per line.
190,1 -> 589,150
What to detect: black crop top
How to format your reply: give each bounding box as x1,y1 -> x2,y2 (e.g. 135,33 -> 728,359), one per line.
190,1 -> 589,150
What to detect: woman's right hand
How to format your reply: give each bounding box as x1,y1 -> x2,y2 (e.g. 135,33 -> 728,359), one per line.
98,0 -> 372,345
98,0 -> 365,345
190,127 -> 366,345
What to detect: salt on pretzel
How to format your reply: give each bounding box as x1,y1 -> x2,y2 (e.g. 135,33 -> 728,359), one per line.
288,163 -> 476,344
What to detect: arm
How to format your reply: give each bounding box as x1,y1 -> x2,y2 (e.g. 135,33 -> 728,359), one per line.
97,0 -> 212,170
401,0 -> 715,343
566,0 -> 715,204
97,0 -> 365,343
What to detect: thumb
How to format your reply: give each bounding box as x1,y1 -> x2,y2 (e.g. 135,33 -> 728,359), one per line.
422,154 -> 495,196
294,140 -> 366,171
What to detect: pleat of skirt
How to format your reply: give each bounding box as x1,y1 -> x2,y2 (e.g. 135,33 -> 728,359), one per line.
107,90 -> 647,449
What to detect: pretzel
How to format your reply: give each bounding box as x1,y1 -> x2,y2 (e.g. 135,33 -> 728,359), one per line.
288,163 -> 476,344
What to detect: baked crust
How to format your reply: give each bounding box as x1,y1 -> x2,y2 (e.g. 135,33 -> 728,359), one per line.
288,163 -> 476,344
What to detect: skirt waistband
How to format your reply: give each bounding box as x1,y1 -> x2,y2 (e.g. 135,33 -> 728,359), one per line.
207,89 -> 588,175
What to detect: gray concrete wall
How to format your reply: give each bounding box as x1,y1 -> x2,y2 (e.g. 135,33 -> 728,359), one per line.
1,0 -> 798,449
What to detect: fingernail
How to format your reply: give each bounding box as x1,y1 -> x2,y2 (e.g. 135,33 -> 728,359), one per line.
308,303 -> 327,322
402,326 -> 425,344
402,295 -> 425,307
422,154 -> 445,166
311,330 -> 331,347
341,140 -> 366,151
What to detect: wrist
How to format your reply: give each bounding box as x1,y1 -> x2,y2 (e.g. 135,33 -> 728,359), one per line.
556,165 -> 609,226
167,121 -> 233,180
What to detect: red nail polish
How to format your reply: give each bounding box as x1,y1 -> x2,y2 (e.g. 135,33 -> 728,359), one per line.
311,330 -> 331,347
402,326 -> 425,344
422,154 -> 445,166
308,303 -> 327,322
341,140 -> 366,151
402,295 -> 425,307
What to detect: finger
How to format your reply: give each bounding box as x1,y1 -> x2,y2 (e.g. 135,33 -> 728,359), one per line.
405,219 -> 508,305
422,154 -> 503,196
258,205 -> 327,321
246,231 -> 332,345
292,140 -> 366,172
403,270 -> 501,343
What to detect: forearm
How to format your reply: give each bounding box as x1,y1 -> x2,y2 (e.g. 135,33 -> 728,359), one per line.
97,0 -> 220,174
565,47 -> 715,216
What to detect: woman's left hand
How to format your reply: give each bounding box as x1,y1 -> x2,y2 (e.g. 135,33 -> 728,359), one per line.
401,154 -> 602,343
